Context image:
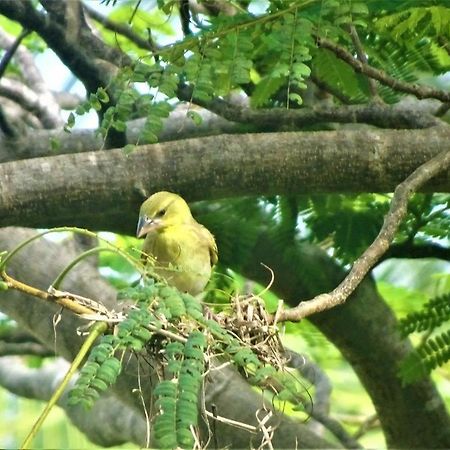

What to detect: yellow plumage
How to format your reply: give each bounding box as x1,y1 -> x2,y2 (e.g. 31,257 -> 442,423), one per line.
136,191 -> 217,295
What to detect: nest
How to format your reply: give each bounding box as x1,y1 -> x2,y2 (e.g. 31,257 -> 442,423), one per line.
214,293 -> 287,371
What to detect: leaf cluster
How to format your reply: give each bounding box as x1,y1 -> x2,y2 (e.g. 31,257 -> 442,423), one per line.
69,279 -> 309,448
64,1 -> 450,148
398,293 -> 450,384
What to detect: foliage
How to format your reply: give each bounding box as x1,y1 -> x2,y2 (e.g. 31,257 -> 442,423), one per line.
64,0 -> 450,142
68,279 -> 309,449
2,0 -> 450,447
398,293 -> 450,384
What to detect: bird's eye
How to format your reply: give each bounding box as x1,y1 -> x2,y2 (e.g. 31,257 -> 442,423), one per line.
157,209 -> 166,217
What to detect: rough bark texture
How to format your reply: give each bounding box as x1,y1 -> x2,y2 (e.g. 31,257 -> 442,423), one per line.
1,128 -> 450,233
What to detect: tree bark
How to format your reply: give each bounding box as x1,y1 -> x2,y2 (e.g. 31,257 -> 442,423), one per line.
1,128 -> 450,233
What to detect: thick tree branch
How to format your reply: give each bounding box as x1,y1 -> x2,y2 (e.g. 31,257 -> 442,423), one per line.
383,242 -> 450,262
0,0 -> 111,94
276,148 -> 450,322
40,0 -> 131,69
1,128 -> 450,233
317,37 -> 450,104
1,99 -> 443,163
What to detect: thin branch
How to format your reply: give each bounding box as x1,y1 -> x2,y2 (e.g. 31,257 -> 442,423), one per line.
83,3 -> 159,53
347,24 -> 379,100
0,28 -> 30,79
310,73 -> 352,104
353,414 -> 379,440
1,269 -> 98,317
274,148 -> 450,322
317,37 -> 450,104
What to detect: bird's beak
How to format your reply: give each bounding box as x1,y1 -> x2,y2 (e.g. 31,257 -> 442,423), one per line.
136,216 -> 158,238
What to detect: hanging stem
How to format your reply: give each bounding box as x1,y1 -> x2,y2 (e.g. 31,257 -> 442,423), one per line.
20,321 -> 108,449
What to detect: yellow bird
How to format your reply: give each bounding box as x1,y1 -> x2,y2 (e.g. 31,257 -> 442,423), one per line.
136,191 -> 218,295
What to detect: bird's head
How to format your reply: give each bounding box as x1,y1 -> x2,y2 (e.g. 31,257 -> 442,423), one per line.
136,191 -> 193,238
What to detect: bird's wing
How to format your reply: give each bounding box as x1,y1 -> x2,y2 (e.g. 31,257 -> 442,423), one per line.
196,223 -> 218,267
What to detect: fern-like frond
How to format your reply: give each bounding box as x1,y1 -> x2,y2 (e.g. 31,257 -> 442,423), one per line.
399,293 -> 450,337
399,328 -> 450,384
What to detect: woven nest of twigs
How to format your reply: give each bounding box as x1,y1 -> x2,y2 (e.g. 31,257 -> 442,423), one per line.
213,293 -> 287,371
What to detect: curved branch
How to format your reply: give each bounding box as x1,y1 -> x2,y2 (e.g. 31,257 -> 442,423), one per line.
0,28 -> 30,79
0,77 -> 63,128
277,147 -> 450,322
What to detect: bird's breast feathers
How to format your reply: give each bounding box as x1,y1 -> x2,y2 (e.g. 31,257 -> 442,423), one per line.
142,223 -> 217,294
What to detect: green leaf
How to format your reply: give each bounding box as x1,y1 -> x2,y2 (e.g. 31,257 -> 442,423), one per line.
187,110 -> 203,126
89,93 -> 102,111
65,112 -> 75,131
122,144 -> 136,155
96,87 -> 110,103
288,92 -> 303,105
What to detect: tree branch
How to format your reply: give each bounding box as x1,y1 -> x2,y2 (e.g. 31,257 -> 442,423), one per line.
0,105 -> 243,163
0,77 -> 63,128
178,85 -> 441,129
0,28 -> 30,79
1,128 -> 450,233
276,147 -> 450,322
346,24 -> 379,100
317,37 -> 450,104
83,2 -> 159,53
382,242 -> 450,262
